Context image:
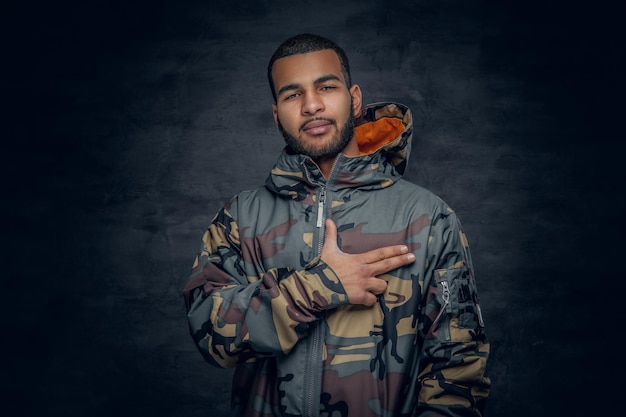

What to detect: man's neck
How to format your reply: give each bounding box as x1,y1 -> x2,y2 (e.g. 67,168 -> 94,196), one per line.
317,138 -> 359,178
317,156 -> 338,179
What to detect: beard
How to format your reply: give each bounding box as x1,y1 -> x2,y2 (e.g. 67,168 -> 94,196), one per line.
278,110 -> 356,160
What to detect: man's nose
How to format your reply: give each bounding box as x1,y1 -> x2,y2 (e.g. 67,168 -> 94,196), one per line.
301,91 -> 324,115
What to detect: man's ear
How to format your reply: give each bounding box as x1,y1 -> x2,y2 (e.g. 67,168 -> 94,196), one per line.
272,103 -> 279,127
350,84 -> 362,117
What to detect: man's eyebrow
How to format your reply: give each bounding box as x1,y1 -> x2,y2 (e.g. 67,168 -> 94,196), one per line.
314,74 -> 342,85
277,83 -> 301,97
276,74 -> 343,97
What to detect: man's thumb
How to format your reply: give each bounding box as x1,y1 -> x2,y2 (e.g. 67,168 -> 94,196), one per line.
323,219 -> 338,251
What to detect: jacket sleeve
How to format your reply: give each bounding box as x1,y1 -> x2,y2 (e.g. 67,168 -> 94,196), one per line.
183,197 -> 349,369
415,207 -> 491,417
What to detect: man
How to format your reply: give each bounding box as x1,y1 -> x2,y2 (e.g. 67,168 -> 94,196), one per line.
183,33 -> 490,417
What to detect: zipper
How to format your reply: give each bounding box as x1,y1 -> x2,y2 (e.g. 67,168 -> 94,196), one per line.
304,155 -> 340,416
441,281 -> 451,312
304,186 -> 327,416
440,280 -> 451,341
304,321 -> 322,416
428,280 -> 451,342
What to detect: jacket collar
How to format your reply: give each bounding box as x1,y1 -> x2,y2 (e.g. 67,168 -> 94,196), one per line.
265,102 -> 413,198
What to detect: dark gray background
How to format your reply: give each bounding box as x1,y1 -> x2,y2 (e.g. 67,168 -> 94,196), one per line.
3,0 -> 623,416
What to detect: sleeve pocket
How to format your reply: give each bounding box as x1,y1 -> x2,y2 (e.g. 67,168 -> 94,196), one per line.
435,264 -> 485,339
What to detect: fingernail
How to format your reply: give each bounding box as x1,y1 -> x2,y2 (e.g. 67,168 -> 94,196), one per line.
400,246 -> 408,253
407,253 -> 415,261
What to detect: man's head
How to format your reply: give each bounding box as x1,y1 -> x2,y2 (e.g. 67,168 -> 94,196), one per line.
268,34 -> 362,166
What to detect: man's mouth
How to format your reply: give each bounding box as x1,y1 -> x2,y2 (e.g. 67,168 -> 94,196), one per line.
300,118 -> 335,136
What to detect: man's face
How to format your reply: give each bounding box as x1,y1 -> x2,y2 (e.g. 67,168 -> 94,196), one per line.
271,49 -> 362,160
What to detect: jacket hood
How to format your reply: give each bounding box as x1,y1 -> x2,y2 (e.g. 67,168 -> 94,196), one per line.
266,102 -> 413,198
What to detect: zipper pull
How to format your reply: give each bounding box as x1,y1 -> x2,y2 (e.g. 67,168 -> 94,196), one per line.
316,188 -> 326,228
441,280 -> 451,312
317,188 -> 326,228
420,280 -> 452,343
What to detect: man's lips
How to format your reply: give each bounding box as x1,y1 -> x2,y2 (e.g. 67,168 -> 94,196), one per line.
300,119 -> 335,135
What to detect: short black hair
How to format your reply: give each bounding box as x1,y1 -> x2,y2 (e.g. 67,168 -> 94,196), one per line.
267,33 -> 352,102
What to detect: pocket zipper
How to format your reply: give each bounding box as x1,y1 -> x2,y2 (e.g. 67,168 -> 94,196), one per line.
428,280 -> 451,342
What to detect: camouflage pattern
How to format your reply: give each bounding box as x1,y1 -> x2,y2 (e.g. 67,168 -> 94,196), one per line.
184,102 -> 490,417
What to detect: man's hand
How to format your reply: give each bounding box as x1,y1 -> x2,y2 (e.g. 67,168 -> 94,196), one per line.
320,219 -> 415,306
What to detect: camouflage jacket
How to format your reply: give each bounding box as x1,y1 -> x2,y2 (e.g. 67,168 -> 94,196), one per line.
183,102 -> 490,417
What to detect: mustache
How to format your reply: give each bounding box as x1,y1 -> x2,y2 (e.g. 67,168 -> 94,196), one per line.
299,117 -> 336,132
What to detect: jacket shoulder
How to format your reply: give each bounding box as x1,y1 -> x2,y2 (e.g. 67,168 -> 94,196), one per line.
393,179 -> 453,213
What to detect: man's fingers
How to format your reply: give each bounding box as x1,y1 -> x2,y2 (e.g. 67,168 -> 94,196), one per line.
361,292 -> 379,307
356,279 -> 387,306
363,245 -> 408,263
361,246 -> 415,275
367,277 -> 388,295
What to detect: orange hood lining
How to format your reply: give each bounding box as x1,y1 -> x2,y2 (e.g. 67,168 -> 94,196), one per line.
354,118 -> 405,155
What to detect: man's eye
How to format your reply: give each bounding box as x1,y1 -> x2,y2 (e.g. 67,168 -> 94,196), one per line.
321,86 -> 336,91
284,93 -> 299,100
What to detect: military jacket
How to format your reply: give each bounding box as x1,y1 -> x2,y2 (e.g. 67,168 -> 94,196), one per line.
184,102 -> 490,417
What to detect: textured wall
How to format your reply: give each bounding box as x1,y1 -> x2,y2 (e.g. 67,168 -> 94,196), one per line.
3,0 -> 623,416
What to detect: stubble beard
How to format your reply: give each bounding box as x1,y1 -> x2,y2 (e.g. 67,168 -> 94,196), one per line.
278,110 -> 356,161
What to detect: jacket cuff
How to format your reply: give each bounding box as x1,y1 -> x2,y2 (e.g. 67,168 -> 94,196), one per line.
300,255 -> 349,310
